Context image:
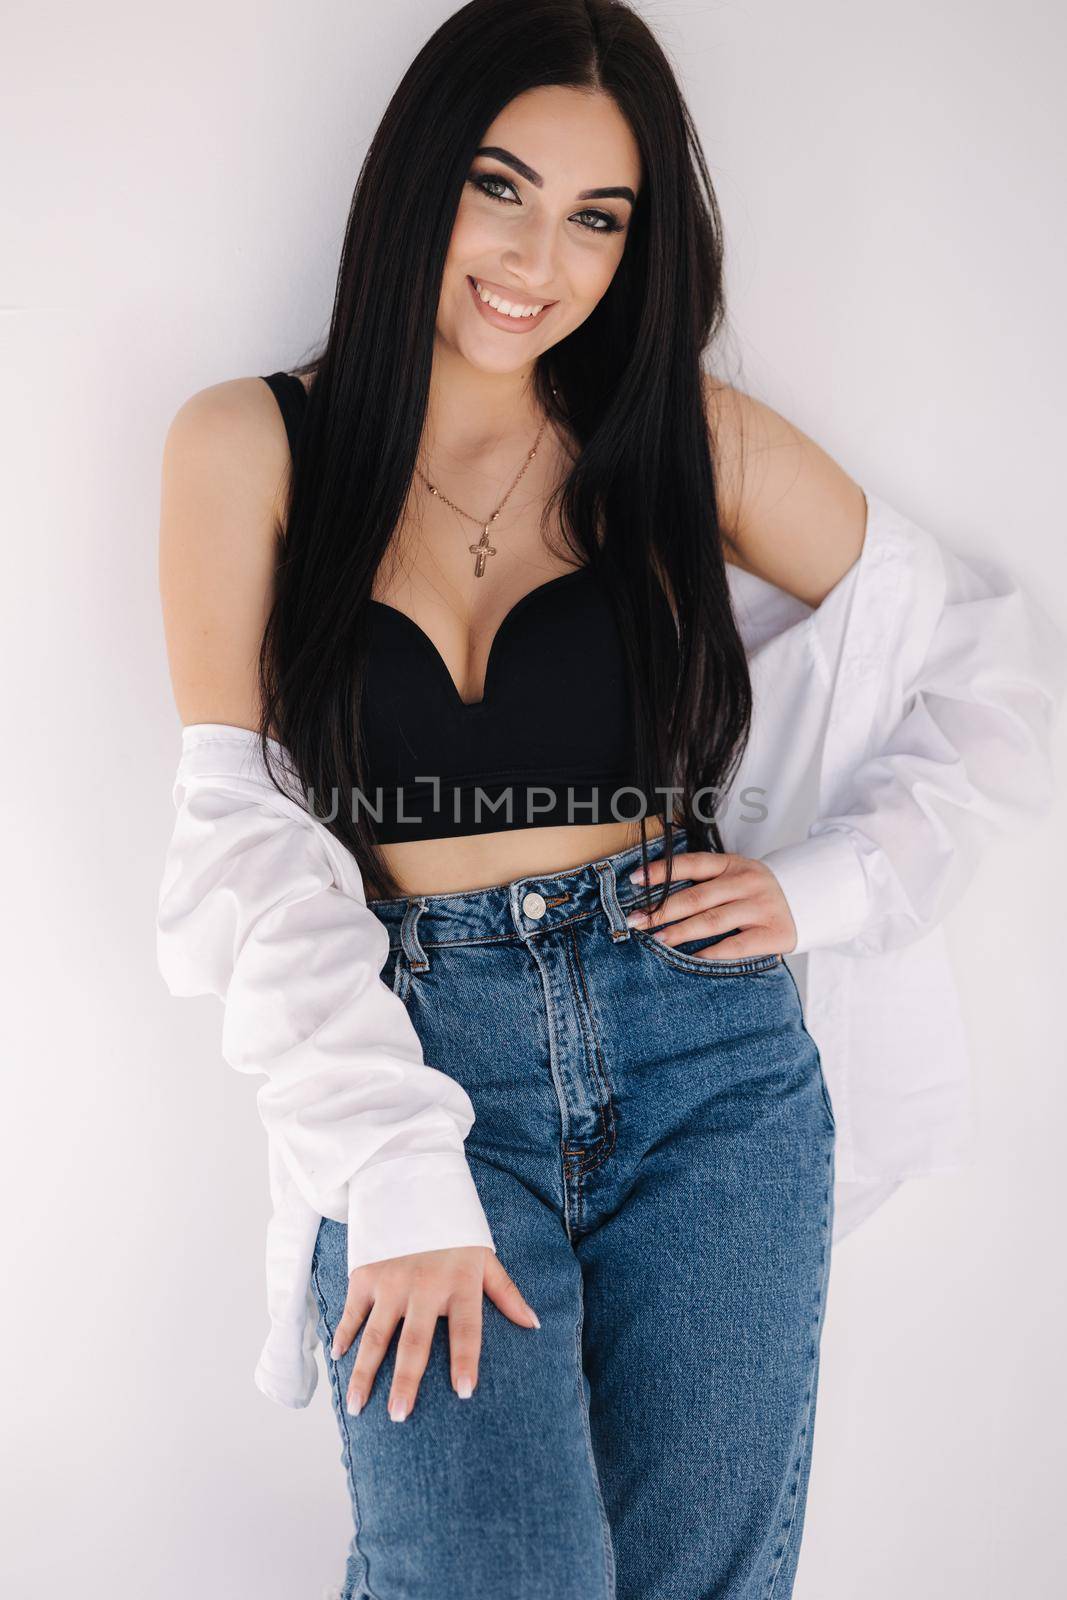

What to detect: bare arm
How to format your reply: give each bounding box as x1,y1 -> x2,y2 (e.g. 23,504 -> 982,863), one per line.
158,376 -> 291,730
155,385 -> 537,1421
704,375 -> 867,608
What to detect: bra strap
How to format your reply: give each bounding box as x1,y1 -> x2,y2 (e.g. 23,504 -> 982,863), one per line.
260,371 -> 308,457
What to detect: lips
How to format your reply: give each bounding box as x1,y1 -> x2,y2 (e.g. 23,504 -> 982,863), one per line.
467,274 -> 557,333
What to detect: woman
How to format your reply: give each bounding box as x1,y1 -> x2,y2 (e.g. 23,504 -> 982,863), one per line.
155,2 -> 1064,1597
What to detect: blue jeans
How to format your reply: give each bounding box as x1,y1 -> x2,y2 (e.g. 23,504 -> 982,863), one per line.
311,824 -> 836,1599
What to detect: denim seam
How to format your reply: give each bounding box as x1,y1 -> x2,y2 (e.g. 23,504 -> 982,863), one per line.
521,938 -> 578,1244
780,960 -> 836,1135
560,928 -> 618,1182
386,909 -> 605,952
386,930 -> 523,953
573,1283 -> 617,1600
763,1145 -> 835,1597
310,1256 -> 381,1600
380,898 -> 652,953
564,1155 -> 586,1235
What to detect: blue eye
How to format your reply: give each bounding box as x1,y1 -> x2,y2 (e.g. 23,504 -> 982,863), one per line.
466,172 -> 625,235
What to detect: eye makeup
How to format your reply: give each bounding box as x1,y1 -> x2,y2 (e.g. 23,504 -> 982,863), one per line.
466,170 -> 627,235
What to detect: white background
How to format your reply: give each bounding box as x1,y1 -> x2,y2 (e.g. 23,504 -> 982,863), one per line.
3,2 -> 1065,1595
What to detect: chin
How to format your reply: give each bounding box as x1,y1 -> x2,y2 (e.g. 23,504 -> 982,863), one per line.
456,330 -> 539,376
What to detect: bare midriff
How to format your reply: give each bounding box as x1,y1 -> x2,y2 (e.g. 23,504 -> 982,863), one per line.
368,812 -> 668,901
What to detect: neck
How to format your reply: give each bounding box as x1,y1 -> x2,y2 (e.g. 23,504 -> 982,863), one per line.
423,344 -> 547,470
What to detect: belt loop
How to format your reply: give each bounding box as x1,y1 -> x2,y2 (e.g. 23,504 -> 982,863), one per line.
400,897 -> 431,972
595,860 -> 631,943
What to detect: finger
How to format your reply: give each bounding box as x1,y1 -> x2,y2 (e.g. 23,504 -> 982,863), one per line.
626,848 -> 728,890
346,1302 -> 400,1416
482,1254 -> 541,1330
626,881 -> 714,930
647,898 -> 758,944
626,857 -> 761,932
627,878 -> 754,934
387,1302 -> 439,1422
331,1278 -> 374,1361
447,1285 -> 484,1399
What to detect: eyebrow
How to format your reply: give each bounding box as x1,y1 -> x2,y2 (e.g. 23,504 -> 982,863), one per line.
474,146 -> 636,206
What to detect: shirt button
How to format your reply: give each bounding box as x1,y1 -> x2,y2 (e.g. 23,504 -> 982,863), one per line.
522,891 -> 547,919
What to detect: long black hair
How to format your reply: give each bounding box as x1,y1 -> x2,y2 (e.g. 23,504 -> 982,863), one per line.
259,0 -> 752,907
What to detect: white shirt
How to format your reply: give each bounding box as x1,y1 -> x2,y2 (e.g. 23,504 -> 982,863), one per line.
155,489 -> 1067,1410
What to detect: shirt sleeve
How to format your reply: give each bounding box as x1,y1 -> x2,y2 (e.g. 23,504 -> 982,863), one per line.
757,502 -> 1067,957
155,722 -> 496,1277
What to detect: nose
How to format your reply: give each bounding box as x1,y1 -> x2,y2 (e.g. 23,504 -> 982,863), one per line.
500,213 -> 558,295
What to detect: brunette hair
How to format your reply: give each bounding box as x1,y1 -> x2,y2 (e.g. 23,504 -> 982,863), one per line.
260,0 -> 750,905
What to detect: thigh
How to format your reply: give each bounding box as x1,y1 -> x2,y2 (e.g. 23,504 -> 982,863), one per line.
578,945 -> 836,1600
311,1153 -> 616,1600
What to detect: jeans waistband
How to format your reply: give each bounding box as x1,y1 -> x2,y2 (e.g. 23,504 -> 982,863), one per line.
366,822 -> 712,964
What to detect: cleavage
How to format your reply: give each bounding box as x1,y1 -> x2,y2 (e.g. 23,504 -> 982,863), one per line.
370,565 -> 590,710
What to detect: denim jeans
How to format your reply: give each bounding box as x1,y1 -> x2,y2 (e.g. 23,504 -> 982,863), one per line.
311,823 -> 836,1600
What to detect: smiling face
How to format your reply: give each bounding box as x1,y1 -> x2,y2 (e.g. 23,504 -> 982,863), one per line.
438,85 -> 642,375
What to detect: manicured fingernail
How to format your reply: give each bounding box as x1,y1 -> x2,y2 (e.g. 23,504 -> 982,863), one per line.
628,869 -> 647,881
346,1391 -> 363,1416
331,1341 -> 342,1360
624,911 -> 643,925
389,1398 -> 408,1422
528,1310 -> 541,1329
456,1376 -> 473,1399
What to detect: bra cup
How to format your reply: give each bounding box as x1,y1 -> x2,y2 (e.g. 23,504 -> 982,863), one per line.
358,572 -> 678,842
362,572 -> 629,768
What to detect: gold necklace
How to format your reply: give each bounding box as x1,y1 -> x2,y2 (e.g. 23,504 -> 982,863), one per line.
415,392 -> 557,578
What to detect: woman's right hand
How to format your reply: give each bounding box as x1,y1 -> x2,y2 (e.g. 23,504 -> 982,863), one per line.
331,1246 -> 541,1421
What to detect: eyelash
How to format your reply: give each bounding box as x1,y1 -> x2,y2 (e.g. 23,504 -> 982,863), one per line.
467,172 -> 625,235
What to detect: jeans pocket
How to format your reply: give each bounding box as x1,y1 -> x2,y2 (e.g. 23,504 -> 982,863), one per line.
625,872 -> 785,978
633,927 -> 784,978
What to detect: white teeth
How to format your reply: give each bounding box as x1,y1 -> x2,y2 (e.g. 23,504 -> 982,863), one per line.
474,279 -> 544,318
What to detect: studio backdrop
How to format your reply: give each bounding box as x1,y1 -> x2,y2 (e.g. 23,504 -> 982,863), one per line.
2,3 -> 1065,1597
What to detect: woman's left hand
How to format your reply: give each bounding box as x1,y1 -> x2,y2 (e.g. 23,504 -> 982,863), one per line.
624,850 -> 798,961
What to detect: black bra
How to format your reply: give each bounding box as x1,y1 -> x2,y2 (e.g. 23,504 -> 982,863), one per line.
261,371 -> 679,844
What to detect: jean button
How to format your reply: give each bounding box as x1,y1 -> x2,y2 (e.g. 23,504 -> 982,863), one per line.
522,891 -> 547,919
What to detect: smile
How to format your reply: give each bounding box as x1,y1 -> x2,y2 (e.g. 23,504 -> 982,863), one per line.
467,275 -> 557,332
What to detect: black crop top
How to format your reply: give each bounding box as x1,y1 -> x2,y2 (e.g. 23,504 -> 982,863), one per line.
261,371 -> 679,844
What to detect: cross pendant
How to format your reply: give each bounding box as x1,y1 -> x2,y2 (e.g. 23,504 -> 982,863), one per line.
469,524 -> 497,579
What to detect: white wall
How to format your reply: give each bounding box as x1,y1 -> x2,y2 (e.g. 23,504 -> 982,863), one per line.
3,3 -> 1065,1596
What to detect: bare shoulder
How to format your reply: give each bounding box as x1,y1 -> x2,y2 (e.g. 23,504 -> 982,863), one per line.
158,375 -> 292,730
702,373 -> 867,608
163,375 -> 294,528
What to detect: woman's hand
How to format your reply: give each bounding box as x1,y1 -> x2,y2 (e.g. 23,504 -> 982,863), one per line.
625,850 -> 798,960
331,1246 -> 540,1422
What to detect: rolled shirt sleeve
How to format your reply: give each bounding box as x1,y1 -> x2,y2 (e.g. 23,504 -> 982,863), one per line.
758,497 -> 1067,957
156,723 -> 496,1277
